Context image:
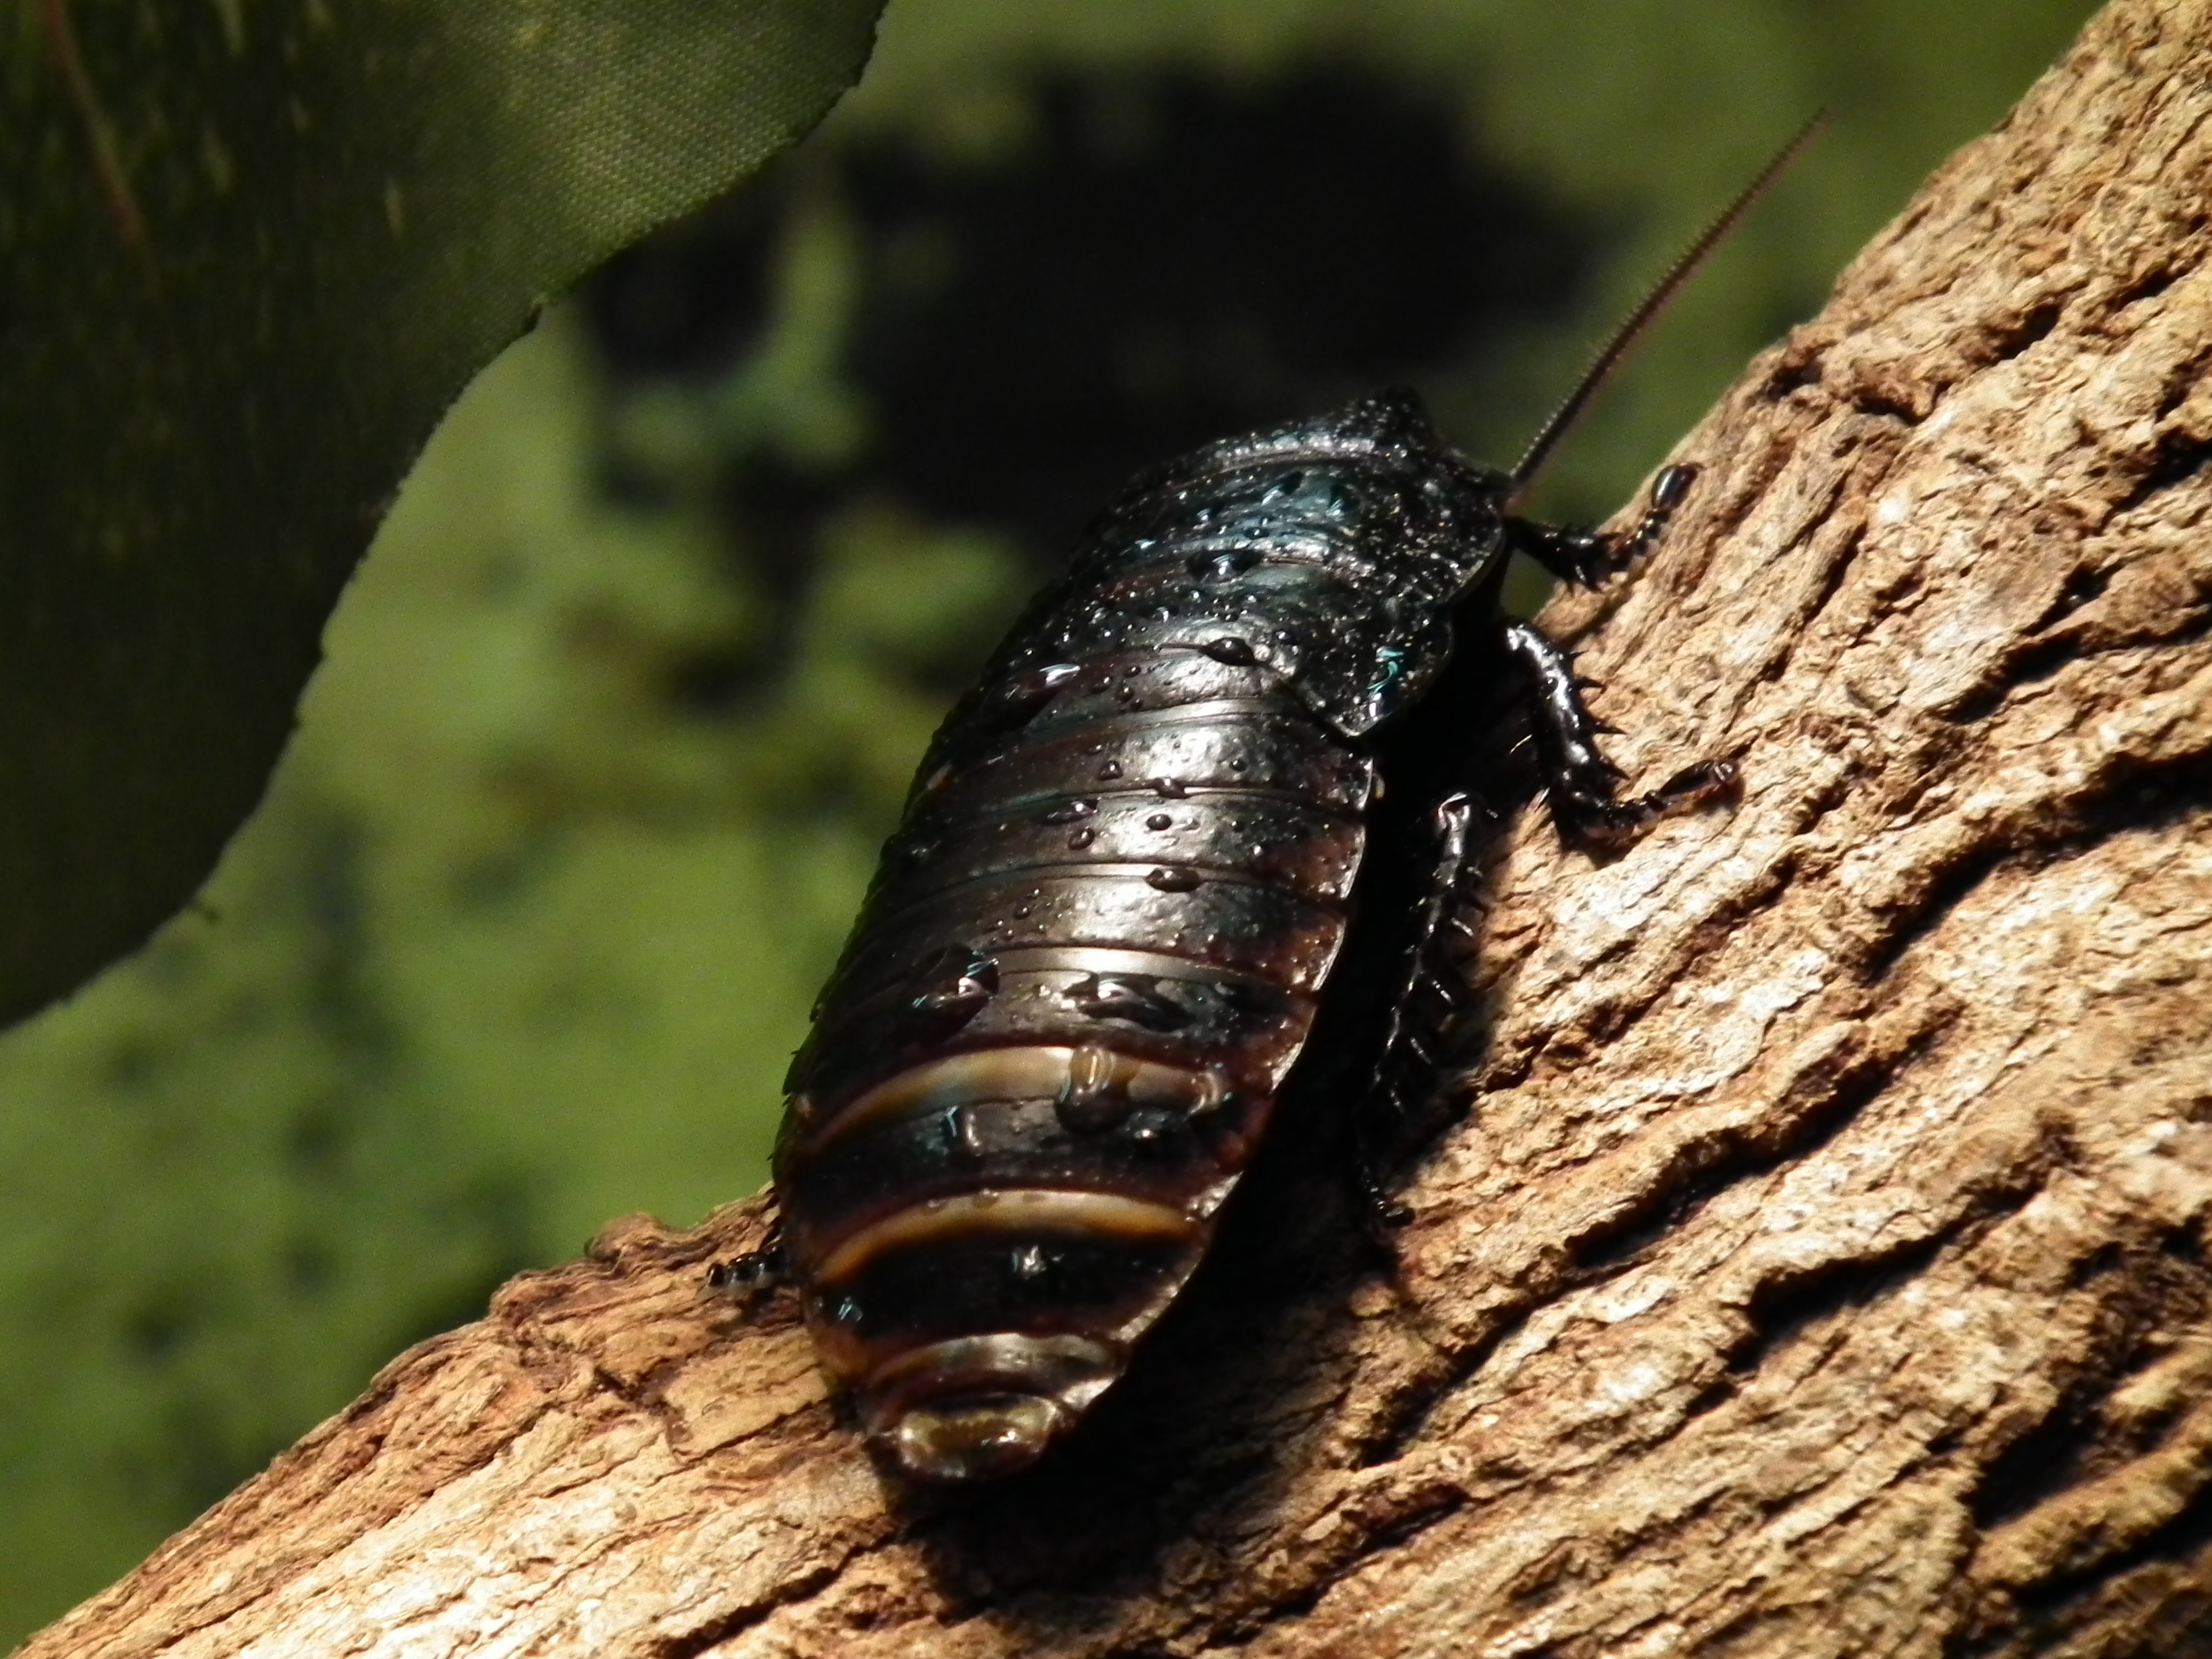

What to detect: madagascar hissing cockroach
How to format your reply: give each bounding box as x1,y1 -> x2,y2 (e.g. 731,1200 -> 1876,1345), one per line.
716,126 -> 1817,1483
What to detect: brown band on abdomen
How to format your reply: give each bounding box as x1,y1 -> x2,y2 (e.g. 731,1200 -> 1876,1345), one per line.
797,1043 -> 1230,1161
811,1188 -> 1198,1291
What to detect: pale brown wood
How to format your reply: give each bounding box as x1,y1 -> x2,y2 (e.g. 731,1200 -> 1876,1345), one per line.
24,1 -> 2212,1652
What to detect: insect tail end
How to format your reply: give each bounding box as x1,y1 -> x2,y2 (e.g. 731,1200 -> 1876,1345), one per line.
882,1393 -> 1074,1483
860,1332 -> 1127,1483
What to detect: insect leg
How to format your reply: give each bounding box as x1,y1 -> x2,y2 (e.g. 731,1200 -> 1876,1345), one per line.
708,1215 -> 790,1305
1353,791 -> 1486,1236
1502,619 -> 1737,850
1505,463 -> 1700,588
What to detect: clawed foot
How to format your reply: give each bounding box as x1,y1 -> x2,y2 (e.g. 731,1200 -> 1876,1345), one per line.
708,1221 -> 788,1308
1549,756 -> 1742,852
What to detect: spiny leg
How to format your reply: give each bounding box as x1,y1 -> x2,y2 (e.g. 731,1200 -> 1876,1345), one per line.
1353,791 -> 1487,1238
1504,462 -> 1699,589
1501,618 -> 1737,850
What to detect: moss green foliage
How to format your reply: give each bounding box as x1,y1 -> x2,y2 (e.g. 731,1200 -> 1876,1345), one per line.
0,0 -> 2096,1642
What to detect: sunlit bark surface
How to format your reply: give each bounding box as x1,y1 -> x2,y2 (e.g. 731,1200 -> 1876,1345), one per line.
24,0 -> 2212,1652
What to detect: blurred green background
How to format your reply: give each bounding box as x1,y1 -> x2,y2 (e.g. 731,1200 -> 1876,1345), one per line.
0,0 -> 2097,1643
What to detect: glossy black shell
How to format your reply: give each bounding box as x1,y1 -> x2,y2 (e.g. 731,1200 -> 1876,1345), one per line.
771,389 -> 1513,1481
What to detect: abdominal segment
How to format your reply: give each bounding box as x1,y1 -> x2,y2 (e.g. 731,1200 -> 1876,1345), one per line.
779,1039 -> 1272,1476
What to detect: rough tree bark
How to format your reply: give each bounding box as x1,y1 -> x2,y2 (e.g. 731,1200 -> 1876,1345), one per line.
25,1 -> 2212,1653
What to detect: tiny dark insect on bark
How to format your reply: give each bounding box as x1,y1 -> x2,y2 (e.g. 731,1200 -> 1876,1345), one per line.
716,125 -> 1818,1483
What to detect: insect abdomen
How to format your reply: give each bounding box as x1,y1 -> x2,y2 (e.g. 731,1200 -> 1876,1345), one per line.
777,679 -> 1364,1478
773,394 -> 1503,1480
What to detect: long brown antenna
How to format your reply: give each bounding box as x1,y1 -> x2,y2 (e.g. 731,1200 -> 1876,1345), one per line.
1507,113 -> 1828,500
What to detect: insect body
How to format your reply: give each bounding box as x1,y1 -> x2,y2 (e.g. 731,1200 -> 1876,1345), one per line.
742,127 -> 1815,1484
760,394 -> 1723,1481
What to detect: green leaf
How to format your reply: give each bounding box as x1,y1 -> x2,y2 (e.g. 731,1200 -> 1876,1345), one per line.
0,0 -> 881,1027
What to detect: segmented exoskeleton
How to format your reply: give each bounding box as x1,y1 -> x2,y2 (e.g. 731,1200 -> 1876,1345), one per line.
723,127 -> 1815,1483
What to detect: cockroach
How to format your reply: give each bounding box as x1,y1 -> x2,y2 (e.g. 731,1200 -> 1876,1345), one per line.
717,126 -> 1817,1483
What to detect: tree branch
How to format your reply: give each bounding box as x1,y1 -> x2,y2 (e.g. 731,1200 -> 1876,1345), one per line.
26,0 -> 2212,1652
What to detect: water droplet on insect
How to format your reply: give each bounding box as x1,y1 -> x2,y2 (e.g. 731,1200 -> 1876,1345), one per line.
908,950 -> 998,1030
1150,776 -> 1188,799
1056,1041 -> 1132,1131
1201,635 -> 1258,666
1124,1109 -> 1176,1150
1147,866 -> 1202,893
1040,798 -> 1098,824
1065,974 -> 1189,1032
1067,1041 -> 1114,1094
998,661 -> 1080,713
1261,470 -> 1305,503
1098,760 -> 1124,780
1146,813 -> 1172,831
945,1104 -> 987,1160
1068,827 -> 1096,850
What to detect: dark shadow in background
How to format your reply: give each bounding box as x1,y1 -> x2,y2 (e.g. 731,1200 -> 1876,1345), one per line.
584,67 -> 1594,712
